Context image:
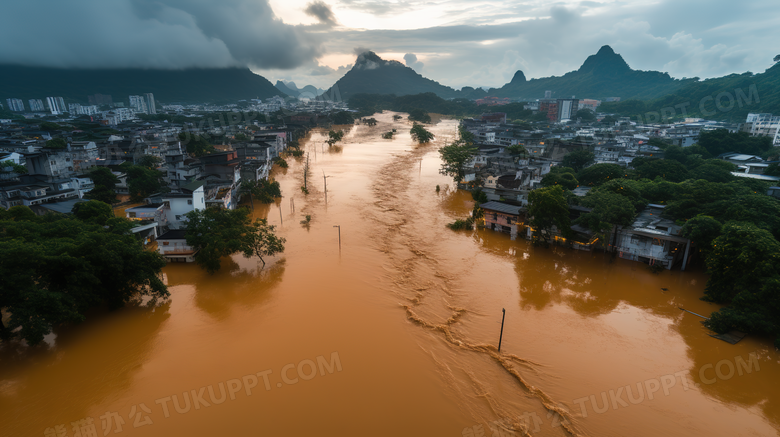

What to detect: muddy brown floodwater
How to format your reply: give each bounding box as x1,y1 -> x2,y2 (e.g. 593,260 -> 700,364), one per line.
2,112 -> 780,437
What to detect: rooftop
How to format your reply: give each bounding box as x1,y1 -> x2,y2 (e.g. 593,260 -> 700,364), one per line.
481,201 -> 523,215
158,230 -> 187,240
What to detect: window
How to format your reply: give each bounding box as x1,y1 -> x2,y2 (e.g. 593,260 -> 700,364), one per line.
163,241 -> 169,246
129,212 -> 136,218
187,199 -> 192,205
630,236 -> 640,245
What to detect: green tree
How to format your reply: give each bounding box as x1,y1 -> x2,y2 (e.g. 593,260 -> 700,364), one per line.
634,159 -> 689,182
327,130 -> 345,146
576,163 -> 627,186
45,138 -> 67,149
0,160 -> 27,176
703,222 -> 780,303
242,219 -> 286,267
541,170 -> 579,191
680,215 -> 722,256
528,185 -> 572,244
576,109 -> 596,122
688,161 -> 735,183
242,179 -> 282,204
562,149 -> 595,172
408,108 -> 431,123
179,132 -> 215,157
234,133 -> 250,142
137,155 -> 163,169
458,125 -> 475,144
85,167 -> 120,204
575,190 -> 636,245
0,207 -> 168,344
438,139 -> 476,182
120,162 -> 166,202
410,123 -> 435,144
184,207 -> 285,273
706,278 -> 780,349
601,115 -> 618,125
332,111 -> 354,125
363,118 -> 378,126
72,200 -> 114,225
697,129 -> 773,156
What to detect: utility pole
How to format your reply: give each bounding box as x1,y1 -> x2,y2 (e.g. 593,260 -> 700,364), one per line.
304,154 -> 309,191
323,171 -> 331,198
498,308 -> 506,352
333,225 -> 341,251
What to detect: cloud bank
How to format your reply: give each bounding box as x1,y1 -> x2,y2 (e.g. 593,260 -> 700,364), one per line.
0,0 -> 323,70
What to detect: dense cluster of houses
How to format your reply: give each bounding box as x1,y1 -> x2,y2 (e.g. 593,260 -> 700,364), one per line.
462,112 -> 780,270
0,114 -> 298,261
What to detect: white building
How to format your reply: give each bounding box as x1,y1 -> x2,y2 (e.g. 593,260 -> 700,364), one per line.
147,180 -> 206,229
743,113 -> 780,145
129,95 -> 149,114
29,99 -> 45,112
6,98 -> 24,112
46,97 -> 66,115
145,93 -> 156,114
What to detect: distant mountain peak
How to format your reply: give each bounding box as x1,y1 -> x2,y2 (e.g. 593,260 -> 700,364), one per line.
354,51 -> 404,70
579,45 -> 630,74
510,70 -> 527,84
597,45 -> 616,56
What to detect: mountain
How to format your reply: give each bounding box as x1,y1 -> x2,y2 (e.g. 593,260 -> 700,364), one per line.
490,45 -> 695,100
600,61 -> 780,122
0,65 -> 282,104
275,81 -> 298,97
275,81 -> 325,98
326,51 -> 462,100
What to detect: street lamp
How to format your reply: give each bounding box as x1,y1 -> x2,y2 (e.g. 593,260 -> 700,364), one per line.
333,225 -> 341,250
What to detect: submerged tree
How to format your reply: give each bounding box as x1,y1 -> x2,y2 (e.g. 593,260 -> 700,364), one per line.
438,139 -> 476,183
410,123 -> 435,144
327,130 -> 345,146
243,219 -> 286,267
528,185 -> 572,244
0,206 -> 168,345
242,179 -> 282,204
185,207 -> 285,273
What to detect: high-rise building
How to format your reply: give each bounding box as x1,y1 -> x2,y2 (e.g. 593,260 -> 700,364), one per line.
29,99 -> 45,112
557,99 -> 579,121
5,98 -> 25,112
46,97 -> 66,115
129,95 -> 148,113
69,103 -> 83,115
144,93 -> 156,114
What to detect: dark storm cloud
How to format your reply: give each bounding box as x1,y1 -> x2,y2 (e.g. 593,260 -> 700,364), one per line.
305,1 -> 338,26
0,0 -> 323,70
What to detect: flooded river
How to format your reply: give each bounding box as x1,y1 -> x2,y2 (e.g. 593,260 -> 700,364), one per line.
2,112 -> 779,436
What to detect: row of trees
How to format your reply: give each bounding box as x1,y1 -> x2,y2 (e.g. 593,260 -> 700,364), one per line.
0,202 -> 168,345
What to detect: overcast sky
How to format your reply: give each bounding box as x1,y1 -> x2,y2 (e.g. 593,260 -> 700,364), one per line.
1,0 -> 777,90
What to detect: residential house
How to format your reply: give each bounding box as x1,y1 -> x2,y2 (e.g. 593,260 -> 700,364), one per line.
157,230 -> 198,263
614,205 -> 692,270
481,201 -> 524,239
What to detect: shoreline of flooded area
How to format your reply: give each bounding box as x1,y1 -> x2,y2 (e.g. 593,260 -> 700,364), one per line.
1,112 -> 778,437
